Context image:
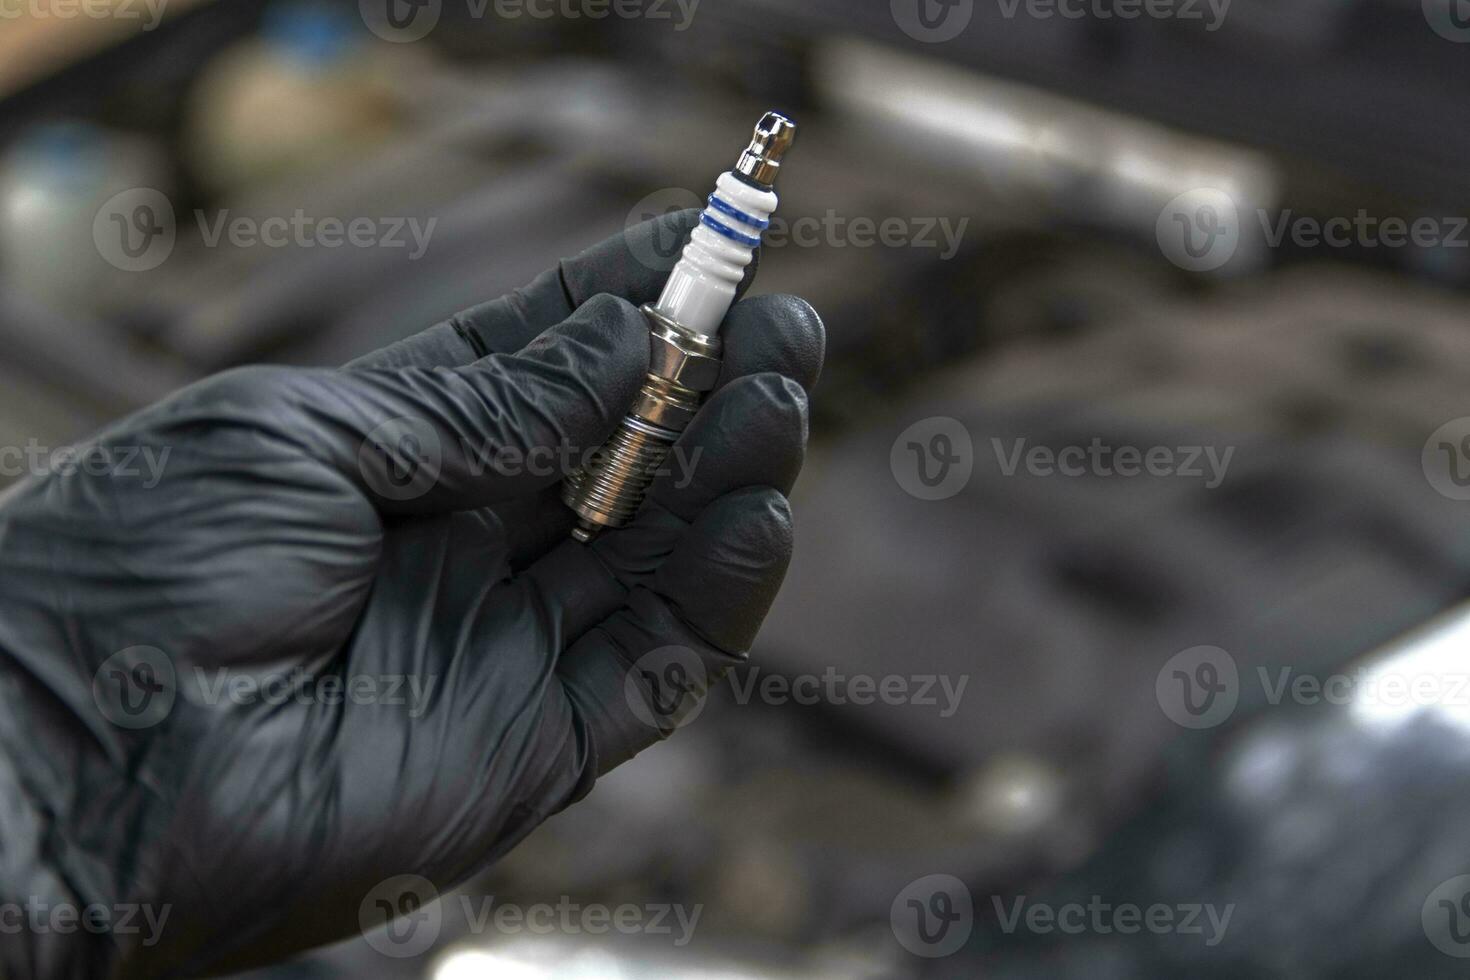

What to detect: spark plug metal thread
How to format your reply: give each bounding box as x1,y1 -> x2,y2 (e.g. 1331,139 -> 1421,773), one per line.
564,112 -> 796,543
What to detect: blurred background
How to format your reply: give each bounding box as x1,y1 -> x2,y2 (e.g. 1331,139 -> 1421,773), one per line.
6,0 -> 1470,976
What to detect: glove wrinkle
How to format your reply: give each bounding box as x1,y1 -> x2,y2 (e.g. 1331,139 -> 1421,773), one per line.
449,314 -> 490,360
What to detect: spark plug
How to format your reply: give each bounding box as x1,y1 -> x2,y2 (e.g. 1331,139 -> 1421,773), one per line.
563,111 -> 796,543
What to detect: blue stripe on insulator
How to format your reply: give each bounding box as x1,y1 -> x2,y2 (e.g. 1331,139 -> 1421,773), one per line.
700,212 -> 762,248
707,194 -> 769,230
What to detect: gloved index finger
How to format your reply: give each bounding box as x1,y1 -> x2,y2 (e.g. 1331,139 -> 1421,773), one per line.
348,208 -> 759,370
225,294 -> 651,516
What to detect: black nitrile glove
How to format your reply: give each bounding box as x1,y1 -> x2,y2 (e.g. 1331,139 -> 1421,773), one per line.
0,210 -> 824,979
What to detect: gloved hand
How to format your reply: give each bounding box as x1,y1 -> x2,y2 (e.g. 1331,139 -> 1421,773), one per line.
0,210 -> 824,979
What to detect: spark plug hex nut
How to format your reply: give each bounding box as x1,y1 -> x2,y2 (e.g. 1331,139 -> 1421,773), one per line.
647,311 -> 722,392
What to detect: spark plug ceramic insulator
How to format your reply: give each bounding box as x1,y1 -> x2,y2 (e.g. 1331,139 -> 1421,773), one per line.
563,111 -> 796,543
